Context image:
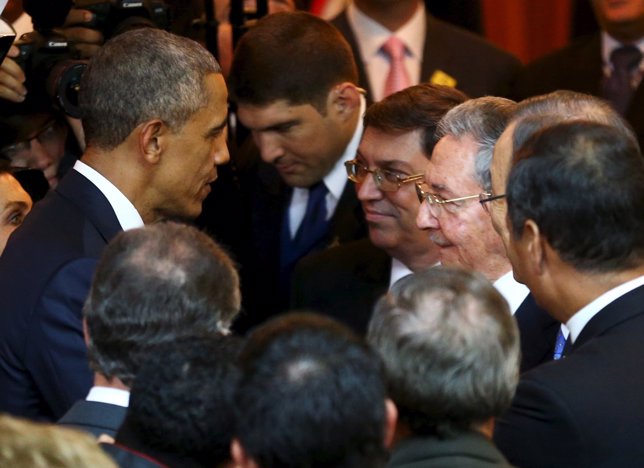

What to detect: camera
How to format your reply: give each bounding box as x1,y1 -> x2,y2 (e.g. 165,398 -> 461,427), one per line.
14,32 -> 87,118
75,0 -> 170,40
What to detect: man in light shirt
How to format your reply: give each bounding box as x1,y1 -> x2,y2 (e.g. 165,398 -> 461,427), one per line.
494,120 -> 644,468
0,28 -> 229,421
416,96 -> 559,373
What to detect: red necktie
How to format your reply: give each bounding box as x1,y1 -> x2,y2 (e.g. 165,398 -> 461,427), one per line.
381,36 -> 411,98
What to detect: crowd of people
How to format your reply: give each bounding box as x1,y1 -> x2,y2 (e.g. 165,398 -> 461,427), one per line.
0,0 -> 643,467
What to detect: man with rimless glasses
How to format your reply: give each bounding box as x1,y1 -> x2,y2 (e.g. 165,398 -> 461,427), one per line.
291,83 -> 466,334
415,96 -> 558,373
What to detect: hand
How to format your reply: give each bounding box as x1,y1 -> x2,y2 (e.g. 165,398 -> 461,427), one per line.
0,46 -> 27,102
53,8 -> 104,59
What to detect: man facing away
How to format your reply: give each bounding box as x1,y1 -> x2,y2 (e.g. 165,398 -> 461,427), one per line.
0,28 -> 229,421
369,268 -> 519,468
58,222 -> 241,439
494,120 -> 644,468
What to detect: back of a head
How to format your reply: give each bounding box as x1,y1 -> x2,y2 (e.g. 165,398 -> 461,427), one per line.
0,415 -> 117,468
508,120 -> 644,273
119,336 -> 243,468
84,222 -> 240,386
229,11 -> 358,111
368,268 -> 520,438
436,96 -> 517,191
235,313 -> 389,468
80,28 -> 221,150
510,90 -> 638,152
363,83 -> 469,158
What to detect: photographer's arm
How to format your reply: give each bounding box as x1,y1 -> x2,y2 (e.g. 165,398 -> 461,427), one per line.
0,46 -> 26,102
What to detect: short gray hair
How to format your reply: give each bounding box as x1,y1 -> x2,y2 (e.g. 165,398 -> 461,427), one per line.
435,97 -> 515,191
367,267 -> 520,437
80,28 -> 221,150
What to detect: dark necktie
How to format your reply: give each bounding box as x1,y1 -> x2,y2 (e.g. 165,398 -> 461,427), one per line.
279,182 -> 330,287
602,45 -> 642,115
552,328 -> 567,360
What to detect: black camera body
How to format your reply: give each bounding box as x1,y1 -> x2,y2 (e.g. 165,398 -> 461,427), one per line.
75,0 -> 170,39
14,32 -> 87,118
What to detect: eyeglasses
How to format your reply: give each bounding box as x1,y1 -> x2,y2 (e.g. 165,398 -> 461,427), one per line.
0,119 -> 66,162
478,191 -> 507,213
415,182 -> 485,215
345,159 -> 424,192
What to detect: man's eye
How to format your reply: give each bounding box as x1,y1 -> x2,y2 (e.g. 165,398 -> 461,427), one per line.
382,171 -> 403,183
7,211 -> 26,226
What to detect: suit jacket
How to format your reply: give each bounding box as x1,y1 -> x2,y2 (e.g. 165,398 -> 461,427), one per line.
514,293 -> 560,373
58,400 -> 128,439
0,170 -> 122,421
512,32 -> 644,150
291,238 -> 390,335
102,443 -> 167,468
388,431 -> 514,468
494,284 -> 644,468
332,10 -> 522,101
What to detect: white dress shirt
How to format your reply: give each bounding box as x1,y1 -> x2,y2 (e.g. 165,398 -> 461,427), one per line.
566,274 -> 644,344
86,386 -> 130,408
347,2 -> 426,102
73,160 -> 144,231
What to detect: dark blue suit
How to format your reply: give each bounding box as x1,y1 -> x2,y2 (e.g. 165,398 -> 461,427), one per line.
514,293 -> 560,373
0,170 -> 122,421
495,284 -> 644,468
58,399 -> 128,438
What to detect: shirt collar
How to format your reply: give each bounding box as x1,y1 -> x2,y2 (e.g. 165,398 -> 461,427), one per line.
493,270 -> 530,315
74,160 -> 144,231
347,2 -> 426,63
566,274 -> 644,343
86,386 -> 130,408
389,257 -> 414,287
601,31 -> 644,71
322,94 -> 366,201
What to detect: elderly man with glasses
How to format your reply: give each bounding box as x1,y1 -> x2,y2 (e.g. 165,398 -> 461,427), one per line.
291,83 -> 466,334
415,96 -> 559,373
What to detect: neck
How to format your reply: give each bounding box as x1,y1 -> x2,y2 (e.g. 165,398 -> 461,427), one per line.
546,264 -> 644,323
479,255 -> 513,283
354,0 -> 420,32
94,373 -> 130,391
390,244 -> 439,274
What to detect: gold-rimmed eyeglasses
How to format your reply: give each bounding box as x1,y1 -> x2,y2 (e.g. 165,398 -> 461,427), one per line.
345,159 -> 424,192
478,192 -> 507,213
415,183 -> 491,215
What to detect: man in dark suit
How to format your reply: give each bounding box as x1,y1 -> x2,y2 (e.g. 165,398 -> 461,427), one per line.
226,12 -> 369,332
488,90 -> 637,368
512,0 -> 644,149
331,0 -> 521,102
0,28 -> 230,421
291,83 -> 467,334
369,268 -> 518,468
58,223 -> 240,439
416,97 -> 558,373
494,120 -> 644,468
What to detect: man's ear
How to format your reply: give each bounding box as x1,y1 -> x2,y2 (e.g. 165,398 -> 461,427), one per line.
383,398 -> 398,449
522,219 -> 546,276
328,82 -> 362,119
137,119 -> 165,165
231,438 -> 260,468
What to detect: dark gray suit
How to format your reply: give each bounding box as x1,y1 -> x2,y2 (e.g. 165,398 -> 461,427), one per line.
58,399 -> 127,438
388,431 -> 514,468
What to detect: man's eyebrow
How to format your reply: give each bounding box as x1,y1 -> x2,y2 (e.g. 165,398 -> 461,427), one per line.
205,117 -> 228,138
255,118 -> 300,133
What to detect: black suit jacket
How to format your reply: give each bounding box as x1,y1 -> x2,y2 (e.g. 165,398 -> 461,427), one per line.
388,431 -> 513,468
58,399 -> 128,439
0,170 -> 122,421
332,10 -> 522,101
512,33 -> 644,150
494,284 -> 644,468
229,154 -> 368,334
291,238 -> 391,335
514,293 -> 560,373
